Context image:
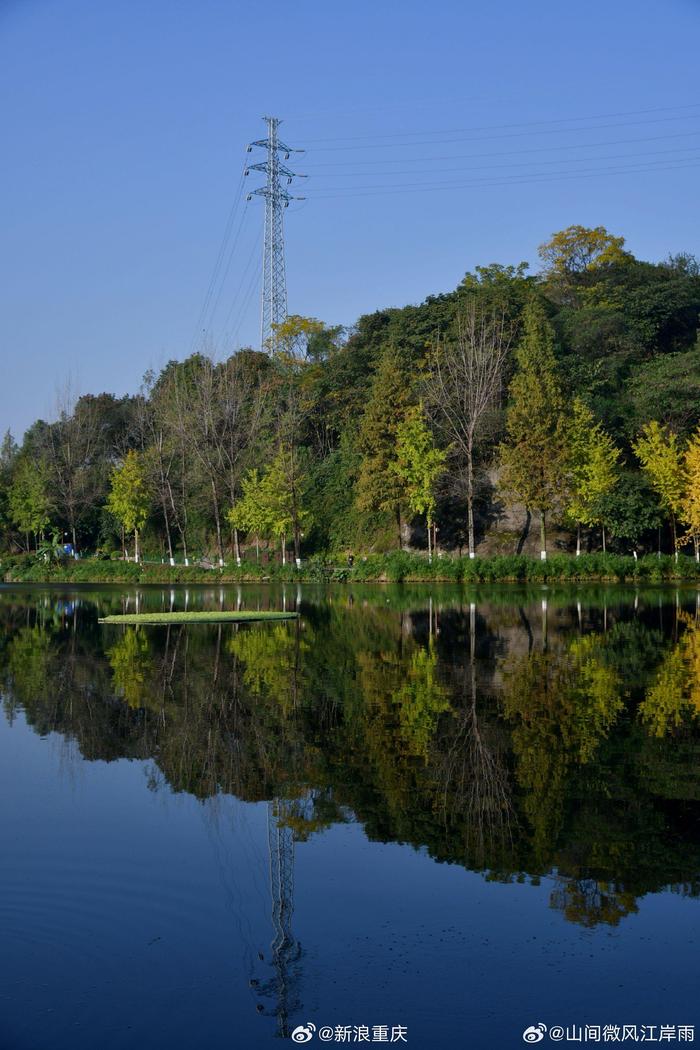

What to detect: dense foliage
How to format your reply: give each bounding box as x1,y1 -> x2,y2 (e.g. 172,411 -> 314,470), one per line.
2,226 -> 700,563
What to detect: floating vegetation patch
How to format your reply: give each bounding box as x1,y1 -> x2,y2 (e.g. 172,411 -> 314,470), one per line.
98,611 -> 299,625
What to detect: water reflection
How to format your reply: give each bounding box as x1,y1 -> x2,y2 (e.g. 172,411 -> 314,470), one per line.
2,584 -> 700,947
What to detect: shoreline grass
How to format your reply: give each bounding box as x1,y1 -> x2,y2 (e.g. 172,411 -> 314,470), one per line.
4,550 -> 700,586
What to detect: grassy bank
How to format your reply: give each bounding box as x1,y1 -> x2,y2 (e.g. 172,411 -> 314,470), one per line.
3,550 -> 700,585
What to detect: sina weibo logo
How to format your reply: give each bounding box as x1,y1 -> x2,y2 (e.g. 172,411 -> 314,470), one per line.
291,1024 -> 316,1043
523,1023 -> 547,1043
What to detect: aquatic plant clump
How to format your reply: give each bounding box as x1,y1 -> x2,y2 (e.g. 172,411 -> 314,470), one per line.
98,611 -> 299,625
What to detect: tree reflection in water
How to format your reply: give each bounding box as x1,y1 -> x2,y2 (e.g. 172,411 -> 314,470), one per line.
2,585 -> 700,944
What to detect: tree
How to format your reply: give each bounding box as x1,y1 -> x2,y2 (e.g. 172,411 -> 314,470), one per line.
269,314 -> 343,362
230,448 -> 311,564
261,446 -> 311,564
565,398 -> 620,554
597,471 -> 662,556
356,346 -> 412,548
0,431 -> 18,550
8,456 -> 52,550
680,430 -> 700,561
538,225 -> 631,304
426,298 -> 513,557
393,404 -> 448,560
106,450 -> 150,562
43,390 -> 104,551
633,421 -> 684,555
622,347 -> 700,441
499,298 -> 567,559
639,613 -> 700,736
226,469 -> 272,561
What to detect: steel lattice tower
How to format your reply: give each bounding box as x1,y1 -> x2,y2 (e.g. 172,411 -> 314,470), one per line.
246,117 -> 305,352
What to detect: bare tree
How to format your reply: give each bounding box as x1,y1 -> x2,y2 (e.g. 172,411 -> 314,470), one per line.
426,299 -> 514,557
187,353 -> 268,566
44,386 -> 103,551
436,603 -> 515,868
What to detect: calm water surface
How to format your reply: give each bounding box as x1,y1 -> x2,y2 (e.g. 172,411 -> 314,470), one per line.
1,583 -> 699,1049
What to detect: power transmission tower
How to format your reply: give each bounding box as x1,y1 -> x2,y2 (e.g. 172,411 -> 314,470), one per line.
266,799 -> 301,1038
246,117 -> 305,352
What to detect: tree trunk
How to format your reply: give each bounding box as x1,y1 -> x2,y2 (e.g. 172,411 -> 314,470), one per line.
134,529 -> 140,563
602,524 -> 606,553
576,523 -> 581,557
211,478 -> 224,566
427,516 -> 432,563
281,534 -> 286,565
466,447 -> 475,558
540,510 -> 547,560
672,514 -> 678,562
233,527 -> 241,565
396,505 -> 403,550
161,493 -> 174,564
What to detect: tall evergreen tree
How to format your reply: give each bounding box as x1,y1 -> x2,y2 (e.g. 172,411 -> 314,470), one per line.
393,403 -> 447,560
355,346 -> 412,548
499,298 -> 567,558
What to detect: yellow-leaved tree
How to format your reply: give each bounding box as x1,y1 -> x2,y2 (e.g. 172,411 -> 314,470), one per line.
633,421 -> 684,557
680,429 -> 700,562
106,450 -> 150,562
565,398 -> 620,555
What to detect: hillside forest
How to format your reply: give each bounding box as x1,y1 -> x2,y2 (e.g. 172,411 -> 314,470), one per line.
2,224 -> 700,565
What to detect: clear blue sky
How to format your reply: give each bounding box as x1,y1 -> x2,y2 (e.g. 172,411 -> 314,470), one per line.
1,0 -> 699,441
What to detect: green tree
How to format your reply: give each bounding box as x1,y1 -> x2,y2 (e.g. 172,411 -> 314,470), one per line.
356,346 -> 412,548
393,404 -> 447,560
565,398 -> 620,554
680,429 -> 700,561
231,447 -> 311,564
106,450 -> 150,562
596,471 -> 662,556
633,421 -> 684,555
9,456 -> 52,549
499,298 -> 567,558
227,468 -> 272,561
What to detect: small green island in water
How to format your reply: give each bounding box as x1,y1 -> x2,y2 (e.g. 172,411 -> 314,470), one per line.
98,610 -> 298,625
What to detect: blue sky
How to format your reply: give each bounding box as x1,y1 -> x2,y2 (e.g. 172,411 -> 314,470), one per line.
1,0 -> 699,440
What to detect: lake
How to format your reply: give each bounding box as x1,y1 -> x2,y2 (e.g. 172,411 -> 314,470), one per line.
1,583 -> 699,1049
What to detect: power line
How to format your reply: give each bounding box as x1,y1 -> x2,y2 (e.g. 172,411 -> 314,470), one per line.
306,112 -> 700,152
222,233 -> 260,334
301,101 -> 700,143
204,204 -> 252,331
302,130 -> 700,169
305,143 -> 700,180
308,157 -> 700,200
188,166 -> 246,353
231,256 -> 263,348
